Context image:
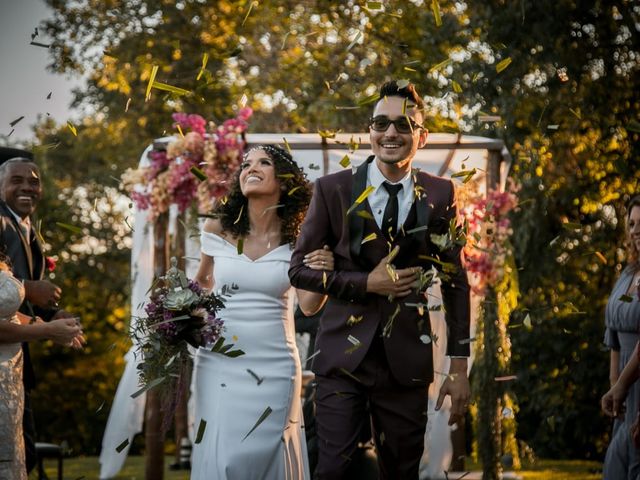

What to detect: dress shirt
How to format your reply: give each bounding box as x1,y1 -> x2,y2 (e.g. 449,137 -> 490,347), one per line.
366,159 -> 414,233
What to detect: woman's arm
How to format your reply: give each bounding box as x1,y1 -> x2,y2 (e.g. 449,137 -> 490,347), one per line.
610,349 -> 621,386
0,316 -> 81,344
295,246 -> 334,316
602,342 -> 640,417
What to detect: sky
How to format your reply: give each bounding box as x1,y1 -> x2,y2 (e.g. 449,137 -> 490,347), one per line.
0,0 -> 81,145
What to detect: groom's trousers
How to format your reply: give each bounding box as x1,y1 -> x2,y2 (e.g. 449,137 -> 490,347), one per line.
314,332 -> 429,480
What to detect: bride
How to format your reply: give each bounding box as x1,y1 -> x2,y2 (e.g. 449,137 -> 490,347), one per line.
191,145 -> 331,479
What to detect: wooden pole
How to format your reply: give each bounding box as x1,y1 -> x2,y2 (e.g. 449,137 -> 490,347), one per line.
145,211 -> 169,479
172,212 -> 190,468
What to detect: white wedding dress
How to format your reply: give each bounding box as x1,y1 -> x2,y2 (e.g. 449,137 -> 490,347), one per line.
190,232 -> 310,480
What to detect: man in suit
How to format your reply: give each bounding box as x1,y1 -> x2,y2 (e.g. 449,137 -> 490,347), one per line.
289,81 -> 471,479
0,156 -> 82,474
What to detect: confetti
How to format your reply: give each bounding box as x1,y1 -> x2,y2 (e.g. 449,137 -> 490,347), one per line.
396,79 -> 410,89
361,232 -> 377,244
56,222 -> 83,234
46,92 -> 52,100
523,314 -> 532,329
145,65 -> 158,101
247,368 -> 264,385
452,80 -> 462,93
190,166 -> 207,181
478,115 -> 501,122
322,271 -> 327,289
236,237 -> 244,255
115,438 -> 129,453
502,407 -> 514,418
9,116 -> 25,127
346,31 -> 362,51
431,0 -> 442,27
242,406 -> 273,441
366,2 -> 383,9
626,120 -> 640,133
318,129 -> 339,139
419,334 -> 431,344
151,81 -> 191,96
308,163 -> 321,170
125,97 -> 132,112
131,376 -> 166,398
496,57 -> 512,73
241,1 -> 259,27
234,205 -> 244,224
494,375 -> 518,382
196,53 -> 209,81
429,58 -> 452,73
451,169 -> 477,183
283,137 -> 292,153
594,251 -> 607,264
405,225 -> 429,235
458,337 -> 476,344
355,210 -> 375,220
29,41 -> 50,48
356,92 -> 380,106
382,304 -> 401,338
288,186 -> 301,196
176,124 -> 185,138
346,315 -> 363,326
194,419 -> 207,444
562,221 -> 581,231
619,294 -> 633,303
346,186 -> 375,215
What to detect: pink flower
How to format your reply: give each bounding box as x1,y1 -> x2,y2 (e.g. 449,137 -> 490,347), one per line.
45,256 -> 57,272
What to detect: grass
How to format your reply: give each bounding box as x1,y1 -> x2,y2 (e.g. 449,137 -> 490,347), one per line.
32,456 -> 602,480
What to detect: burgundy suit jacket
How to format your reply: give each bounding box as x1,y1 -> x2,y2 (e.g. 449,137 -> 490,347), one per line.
289,157 -> 470,386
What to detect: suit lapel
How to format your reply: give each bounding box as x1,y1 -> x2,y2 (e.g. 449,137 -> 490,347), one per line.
348,157 -> 374,263
410,169 -> 433,239
0,202 -> 35,277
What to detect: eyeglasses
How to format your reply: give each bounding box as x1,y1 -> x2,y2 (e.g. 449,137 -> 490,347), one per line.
368,115 -> 424,134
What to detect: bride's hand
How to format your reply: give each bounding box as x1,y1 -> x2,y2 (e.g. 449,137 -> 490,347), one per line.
303,245 -> 334,271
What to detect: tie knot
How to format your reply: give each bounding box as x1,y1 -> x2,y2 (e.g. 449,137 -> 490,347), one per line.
382,182 -> 403,197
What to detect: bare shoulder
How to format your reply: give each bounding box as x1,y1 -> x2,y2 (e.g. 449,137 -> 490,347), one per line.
203,218 -> 224,235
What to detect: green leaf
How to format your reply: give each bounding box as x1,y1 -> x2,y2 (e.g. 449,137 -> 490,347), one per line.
190,165 -> 207,182
56,222 -> 83,234
115,438 -> 129,453
130,376 -> 166,399
242,406 -> 273,441
194,419 -> 207,444
496,57 -> 512,73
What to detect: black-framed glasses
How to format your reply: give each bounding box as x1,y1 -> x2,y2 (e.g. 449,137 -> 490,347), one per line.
368,115 -> 424,134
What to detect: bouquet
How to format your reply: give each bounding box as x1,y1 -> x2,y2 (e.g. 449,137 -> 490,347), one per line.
131,257 -> 242,428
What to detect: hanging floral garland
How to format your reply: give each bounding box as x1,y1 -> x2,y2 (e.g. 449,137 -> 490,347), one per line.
121,108 -> 253,218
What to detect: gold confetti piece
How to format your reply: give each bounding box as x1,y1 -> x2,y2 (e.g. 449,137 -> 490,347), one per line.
288,186 -> 301,196
66,121 -> 77,136
282,137 -> 292,153
241,1 -> 258,27
56,222 -> 82,234
194,419 -> 207,444
387,245 -> 400,263
339,155 -> 351,168
190,166 -> 207,182
196,53 -> 209,81
347,334 -> 360,345
434,370 -> 456,381
152,81 -> 191,96
176,124 -> 185,138
338,368 -> 362,383
431,0 -> 442,26
523,314 -> 532,330
242,406 -> 273,441
402,98 -> 408,115
403,66 -> 417,72
346,186 -> 375,216
277,173 -> 295,179
261,204 -> 284,214
322,271 -> 327,289
396,79 -> 410,89
115,438 -> 129,453
569,107 -> 582,120
451,168 -> 477,183
429,58 -> 452,73
356,92 -> 380,106
547,124 -> 559,130
318,129 -> 339,139
385,263 -> 398,282
237,237 -> 244,255
234,205 -> 244,224
125,97 -> 132,112
494,375 -> 518,382
562,221 -> 581,230
452,80 -> 462,93
382,304 -> 401,337
305,349 -> 321,363
346,31 -> 362,51
361,232 -> 377,244
458,337 -> 476,344
355,210 -> 375,220
346,315 -> 363,326
145,65 -> 158,101
496,57 -> 512,73
367,1 -> 383,9
595,251 -> 607,264
232,335 -> 238,341
240,93 -> 248,107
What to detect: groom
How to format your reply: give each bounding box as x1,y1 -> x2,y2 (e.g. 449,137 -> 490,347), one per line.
289,80 -> 471,479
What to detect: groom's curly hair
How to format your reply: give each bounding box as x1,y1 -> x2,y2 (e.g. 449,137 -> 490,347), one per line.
209,145 -> 311,246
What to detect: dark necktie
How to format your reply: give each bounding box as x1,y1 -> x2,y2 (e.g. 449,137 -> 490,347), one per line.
381,182 -> 403,238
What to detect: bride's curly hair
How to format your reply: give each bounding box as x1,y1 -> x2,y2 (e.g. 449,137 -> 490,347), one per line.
210,145 -> 312,246
626,195 -> 640,269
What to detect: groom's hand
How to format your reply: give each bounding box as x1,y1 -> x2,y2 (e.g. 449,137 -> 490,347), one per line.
436,358 -> 470,426
366,254 -> 419,297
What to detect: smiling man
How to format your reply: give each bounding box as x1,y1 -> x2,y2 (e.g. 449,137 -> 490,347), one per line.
0,157 -> 80,475
289,80 -> 471,479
